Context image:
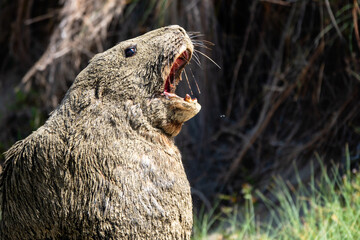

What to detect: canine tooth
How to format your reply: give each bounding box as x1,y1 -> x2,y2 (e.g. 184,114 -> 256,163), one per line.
184,94 -> 191,102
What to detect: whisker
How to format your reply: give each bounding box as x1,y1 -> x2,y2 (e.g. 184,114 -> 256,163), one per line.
187,31 -> 203,38
183,69 -> 193,95
192,38 -> 214,45
192,43 -> 212,50
192,41 -> 205,45
190,67 -> 201,94
191,38 -> 215,47
200,39 -> 215,46
191,40 -> 205,44
187,31 -> 201,34
187,31 -> 215,45
194,49 -> 221,69
191,51 -> 202,68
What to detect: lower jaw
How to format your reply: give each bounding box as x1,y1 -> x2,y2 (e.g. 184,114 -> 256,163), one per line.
162,91 -> 198,103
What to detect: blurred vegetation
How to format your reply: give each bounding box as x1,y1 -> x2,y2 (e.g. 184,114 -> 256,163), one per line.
192,145 -> 360,239
0,0 -> 359,217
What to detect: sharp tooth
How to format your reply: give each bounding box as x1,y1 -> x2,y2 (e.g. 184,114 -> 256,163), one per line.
184,94 -> 191,102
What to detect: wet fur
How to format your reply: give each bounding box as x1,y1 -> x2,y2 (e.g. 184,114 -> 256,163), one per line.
0,25 -> 199,239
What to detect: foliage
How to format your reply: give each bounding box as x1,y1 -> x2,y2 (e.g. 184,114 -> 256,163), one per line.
192,146 -> 360,239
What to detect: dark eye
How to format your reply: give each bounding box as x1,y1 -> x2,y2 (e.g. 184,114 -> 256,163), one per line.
125,46 -> 137,57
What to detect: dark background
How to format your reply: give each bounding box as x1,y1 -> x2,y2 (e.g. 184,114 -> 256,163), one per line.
1,0 -> 359,209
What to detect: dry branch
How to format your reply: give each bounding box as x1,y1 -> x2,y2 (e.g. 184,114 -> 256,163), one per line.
22,0 -> 126,92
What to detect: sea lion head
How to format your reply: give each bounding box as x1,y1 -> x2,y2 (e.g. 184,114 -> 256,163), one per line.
71,25 -> 201,137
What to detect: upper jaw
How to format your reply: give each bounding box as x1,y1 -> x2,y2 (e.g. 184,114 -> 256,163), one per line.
162,45 -> 192,95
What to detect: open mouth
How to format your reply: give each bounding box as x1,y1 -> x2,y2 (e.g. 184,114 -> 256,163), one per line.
164,49 -> 190,93
162,49 -> 197,103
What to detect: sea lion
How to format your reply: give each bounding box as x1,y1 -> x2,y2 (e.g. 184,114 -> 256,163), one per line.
0,25 -> 201,239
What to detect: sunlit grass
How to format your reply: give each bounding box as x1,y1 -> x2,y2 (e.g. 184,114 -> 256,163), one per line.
192,146 -> 360,239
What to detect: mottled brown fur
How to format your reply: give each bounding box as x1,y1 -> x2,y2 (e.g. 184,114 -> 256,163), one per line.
0,25 -> 201,239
